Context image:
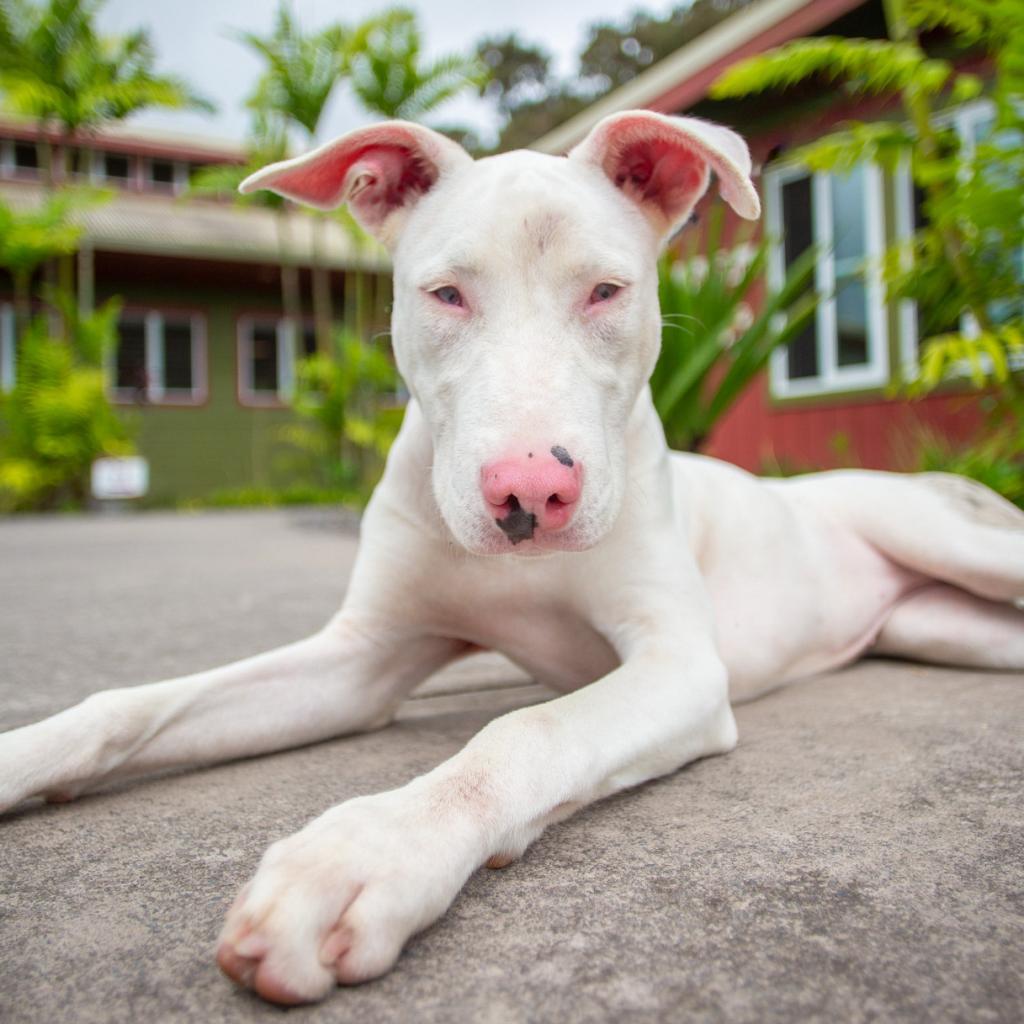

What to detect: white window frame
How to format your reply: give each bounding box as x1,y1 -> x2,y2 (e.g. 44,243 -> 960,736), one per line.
1,303 -> 16,391
237,316 -> 307,406
110,309 -> 207,405
893,154 -> 921,379
765,161 -> 889,399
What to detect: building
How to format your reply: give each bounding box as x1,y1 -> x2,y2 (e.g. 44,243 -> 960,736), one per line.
532,0 -> 996,473
0,115 -> 389,504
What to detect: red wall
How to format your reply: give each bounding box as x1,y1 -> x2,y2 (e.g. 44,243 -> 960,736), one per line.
706,374 -> 986,473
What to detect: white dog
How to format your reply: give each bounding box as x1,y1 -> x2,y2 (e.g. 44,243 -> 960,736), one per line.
2,112 -> 1022,1006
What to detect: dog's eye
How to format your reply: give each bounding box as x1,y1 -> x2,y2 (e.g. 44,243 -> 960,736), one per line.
590,282 -> 620,304
432,286 -> 463,307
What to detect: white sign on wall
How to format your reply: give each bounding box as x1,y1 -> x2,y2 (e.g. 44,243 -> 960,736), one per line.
91,456 -> 149,500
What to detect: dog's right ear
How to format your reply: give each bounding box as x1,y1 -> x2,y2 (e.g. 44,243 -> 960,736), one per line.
239,121 -> 472,247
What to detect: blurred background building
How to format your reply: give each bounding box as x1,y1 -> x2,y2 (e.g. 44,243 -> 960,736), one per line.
1,0 -> 1019,510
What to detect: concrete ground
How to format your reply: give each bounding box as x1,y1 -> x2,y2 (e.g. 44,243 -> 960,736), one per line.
0,507 -> 1021,1024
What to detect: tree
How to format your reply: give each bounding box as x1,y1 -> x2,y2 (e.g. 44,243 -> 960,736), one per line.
233,1 -> 349,354
477,33 -> 553,115
0,199 -> 132,510
347,8 -> 486,122
0,0 -> 212,324
0,0 -> 212,182
0,190 -> 96,325
579,1 -> 752,94
189,113 -> 304,342
475,2 -> 756,153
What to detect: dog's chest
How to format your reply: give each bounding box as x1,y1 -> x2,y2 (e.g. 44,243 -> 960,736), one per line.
429,578 -> 619,692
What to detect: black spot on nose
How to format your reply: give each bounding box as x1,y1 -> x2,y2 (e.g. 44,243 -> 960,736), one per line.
551,445 -> 574,468
495,496 -> 537,545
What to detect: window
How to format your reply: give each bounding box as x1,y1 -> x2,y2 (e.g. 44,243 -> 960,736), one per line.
1,304 -> 16,391
14,140 -> 39,173
147,157 -> 185,193
0,138 -> 41,177
93,150 -> 134,184
765,162 -> 888,397
111,310 -> 206,404
237,317 -> 318,405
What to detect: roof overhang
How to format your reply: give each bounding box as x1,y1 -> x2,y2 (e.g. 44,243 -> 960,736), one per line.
530,0 -> 866,154
0,182 -> 389,272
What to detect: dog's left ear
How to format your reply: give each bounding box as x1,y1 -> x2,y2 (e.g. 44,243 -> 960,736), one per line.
239,121 -> 472,247
569,111 -> 760,237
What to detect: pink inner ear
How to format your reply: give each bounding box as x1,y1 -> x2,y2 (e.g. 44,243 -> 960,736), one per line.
610,138 -> 708,225
243,124 -> 447,225
345,146 -> 437,229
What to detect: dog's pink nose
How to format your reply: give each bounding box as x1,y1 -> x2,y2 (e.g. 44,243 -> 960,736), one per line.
481,448 -> 583,543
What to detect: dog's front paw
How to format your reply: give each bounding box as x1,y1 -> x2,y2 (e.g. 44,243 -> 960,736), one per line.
216,791 -> 481,1004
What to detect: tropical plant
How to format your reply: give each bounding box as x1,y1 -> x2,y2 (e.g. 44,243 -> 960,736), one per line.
232,1 -> 349,353
909,426 -> 1024,510
711,0 -> 1024,427
347,8 -> 486,121
650,209 -> 818,452
0,0 -> 212,181
0,0 -> 212,332
189,113 -> 304,334
282,329 -> 403,506
0,188 -> 105,322
0,291 -> 133,510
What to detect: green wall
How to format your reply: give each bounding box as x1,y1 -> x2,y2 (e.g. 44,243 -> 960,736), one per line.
105,282 -> 311,506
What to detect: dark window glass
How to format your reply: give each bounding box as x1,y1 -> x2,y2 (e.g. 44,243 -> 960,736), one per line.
13,141 -> 39,171
103,152 -> 131,180
835,279 -> 869,367
68,149 -> 90,176
150,159 -> 175,186
115,319 -> 148,395
781,175 -> 818,379
250,324 -> 279,393
301,324 -> 317,358
912,184 -> 927,231
163,319 -> 194,391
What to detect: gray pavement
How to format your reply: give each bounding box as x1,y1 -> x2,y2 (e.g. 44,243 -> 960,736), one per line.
0,508 -> 1022,1024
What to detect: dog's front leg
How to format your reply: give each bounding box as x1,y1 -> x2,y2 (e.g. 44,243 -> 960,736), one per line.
0,615 -> 461,813
216,598 -> 735,1005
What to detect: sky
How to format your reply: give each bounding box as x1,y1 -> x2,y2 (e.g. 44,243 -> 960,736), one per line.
96,0 -> 677,147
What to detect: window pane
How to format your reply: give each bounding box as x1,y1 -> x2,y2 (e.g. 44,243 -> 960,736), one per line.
14,141 -> 39,171
913,184 -> 927,230
780,175 -> 818,379
781,176 -> 812,267
786,331 -> 819,379
103,152 -> 131,180
835,278 -> 869,367
301,324 -> 317,358
116,319 -> 147,394
150,159 -> 175,185
69,149 -> 90,176
163,319 -> 194,391
830,166 -> 866,269
250,324 -> 279,392
1,306 -> 16,390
